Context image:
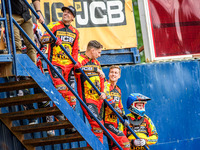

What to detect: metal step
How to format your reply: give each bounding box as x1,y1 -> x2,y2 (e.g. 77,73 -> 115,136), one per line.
23,132 -> 84,147
0,78 -> 39,92
0,93 -> 50,107
11,120 -> 73,134
0,107 -> 62,121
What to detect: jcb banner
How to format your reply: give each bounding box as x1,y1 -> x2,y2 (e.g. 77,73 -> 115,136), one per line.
29,0 -> 137,51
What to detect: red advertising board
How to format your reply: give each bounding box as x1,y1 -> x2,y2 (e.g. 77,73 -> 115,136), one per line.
148,0 -> 200,57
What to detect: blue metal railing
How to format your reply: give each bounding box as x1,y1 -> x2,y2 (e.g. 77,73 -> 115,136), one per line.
2,0 -> 17,75
23,0 -> 149,149
4,0 -> 149,149
13,18 -> 122,149
1,0 -> 11,54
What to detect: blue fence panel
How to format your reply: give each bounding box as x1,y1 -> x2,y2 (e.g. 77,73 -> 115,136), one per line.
102,60 -> 200,150
97,47 -> 140,65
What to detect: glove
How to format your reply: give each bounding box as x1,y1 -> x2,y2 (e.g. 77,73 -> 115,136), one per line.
114,106 -> 122,115
122,114 -> 128,120
124,119 -> 129,127
74,62 -> 81,69
140,139 -> 146,146
40,46 -> 47,54
55,37 -> 62,45
134,139 -> 146,146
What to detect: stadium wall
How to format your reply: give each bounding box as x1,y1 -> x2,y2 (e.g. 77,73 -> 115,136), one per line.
102,60 -> 200,150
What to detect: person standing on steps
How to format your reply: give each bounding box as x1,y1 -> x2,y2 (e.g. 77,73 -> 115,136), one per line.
5,0 -> 44,64
124,93 -> 158,150
75,40 -> 106,143
104,65 -> 130,150
41,5 -> 79,134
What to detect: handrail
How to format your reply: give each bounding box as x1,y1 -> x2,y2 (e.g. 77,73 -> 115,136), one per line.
1,0 -> 17,74
22,1 -> 148,149
12,17 -> 123,150
4,0 -> 17,75
1,0 -> 121,149
1,0 -> 11,54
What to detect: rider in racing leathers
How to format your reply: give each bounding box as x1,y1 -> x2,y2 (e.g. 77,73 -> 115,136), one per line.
41,6 -> 79,114
104,65 -> 130,150
75,40 -> 106,143
124,93 -> 158,150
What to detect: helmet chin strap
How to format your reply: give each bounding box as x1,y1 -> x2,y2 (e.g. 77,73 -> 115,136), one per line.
129,105 -> 145,117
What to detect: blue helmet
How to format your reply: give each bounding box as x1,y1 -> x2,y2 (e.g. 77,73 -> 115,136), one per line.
127,93 -> 151,117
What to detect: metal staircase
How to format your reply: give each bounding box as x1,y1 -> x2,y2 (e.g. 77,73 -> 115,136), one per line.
0,53 -> 109,150
0,0 -> 143,149
0,77 -> 92,150
0,0 -> 116,146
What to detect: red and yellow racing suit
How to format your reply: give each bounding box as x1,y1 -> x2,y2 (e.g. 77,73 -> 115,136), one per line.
104,81 -> 130,150
41,21 -> 79,108
75,54 -> 104,143
124,113 -> 158,150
